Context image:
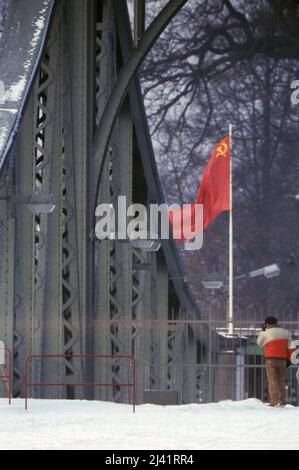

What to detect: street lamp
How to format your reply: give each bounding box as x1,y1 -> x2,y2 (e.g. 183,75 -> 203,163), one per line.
29,193 -> 56,215
201,279 -> 224,289
102,231 -> 161,252
130,238 -> 161,252
0,192 -> 56,214
169,273 -> 223,290
234,263 -> 280,281
170,262 -> 280,288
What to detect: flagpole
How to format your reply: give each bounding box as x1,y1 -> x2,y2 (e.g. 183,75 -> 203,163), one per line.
228,124 -> 233,336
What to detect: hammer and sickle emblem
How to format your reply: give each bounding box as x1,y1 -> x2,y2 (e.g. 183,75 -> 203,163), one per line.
216,142 -> 228,158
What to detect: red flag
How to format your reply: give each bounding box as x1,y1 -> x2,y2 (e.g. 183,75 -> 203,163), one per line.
169,136 -> 230,241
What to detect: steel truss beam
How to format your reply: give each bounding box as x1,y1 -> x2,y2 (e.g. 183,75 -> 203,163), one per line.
92,0 -> 188,210
0,0 -> 219,404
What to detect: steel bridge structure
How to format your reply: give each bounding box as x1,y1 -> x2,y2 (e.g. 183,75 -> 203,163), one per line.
1,0 -> 299,407
0,0 -> 221,404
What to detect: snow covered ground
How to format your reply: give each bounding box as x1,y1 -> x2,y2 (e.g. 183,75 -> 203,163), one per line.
0,398 -> 298,450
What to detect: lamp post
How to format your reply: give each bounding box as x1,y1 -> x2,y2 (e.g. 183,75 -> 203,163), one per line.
28,193 -> 56,215
172,263 -> 281,287
0,192 -> 56,214
130,238 -> 161,252
98,230 -> 162,253
169,273 -> 223,293
234,263 -> 280,281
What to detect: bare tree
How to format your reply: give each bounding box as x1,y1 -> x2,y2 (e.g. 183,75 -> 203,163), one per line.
140,0 -> 299,320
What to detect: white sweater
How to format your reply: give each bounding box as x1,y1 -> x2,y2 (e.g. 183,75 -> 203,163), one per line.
256,327 -> 291,347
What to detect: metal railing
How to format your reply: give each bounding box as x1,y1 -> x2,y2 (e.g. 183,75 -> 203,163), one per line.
0,347 -> 12,404
24,354 -> 136,412
92,317 -> 299,405
1,316 -> 297,406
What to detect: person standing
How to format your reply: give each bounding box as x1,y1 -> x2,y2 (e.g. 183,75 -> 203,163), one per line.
256,316 -> 292,407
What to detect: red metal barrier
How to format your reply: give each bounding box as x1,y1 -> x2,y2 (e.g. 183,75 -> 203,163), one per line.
24,354 -> 136,412
0,347 -> 12,404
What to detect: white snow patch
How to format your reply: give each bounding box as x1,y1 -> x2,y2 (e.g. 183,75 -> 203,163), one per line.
0,116 -> 14,149
5,76 -> 27,102
29,14 -> 47,56
0,108 -> 18,113
0,2 -> 50,157
0,398 -> 298,450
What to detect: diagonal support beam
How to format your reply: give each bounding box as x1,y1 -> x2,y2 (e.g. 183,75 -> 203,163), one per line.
92,0 -> 188,209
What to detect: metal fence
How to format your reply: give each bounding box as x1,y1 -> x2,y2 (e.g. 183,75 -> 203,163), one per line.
92,316 -> 299,405
1,316 -> 298,405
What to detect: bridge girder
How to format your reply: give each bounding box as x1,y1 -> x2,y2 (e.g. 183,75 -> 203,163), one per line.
0,0 -> 216,404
